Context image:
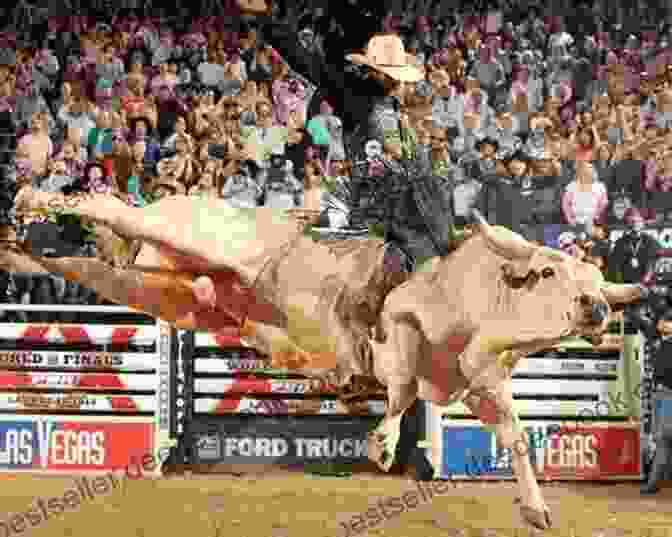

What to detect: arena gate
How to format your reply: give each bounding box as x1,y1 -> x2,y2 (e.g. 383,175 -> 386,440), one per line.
0,304 -> 177,476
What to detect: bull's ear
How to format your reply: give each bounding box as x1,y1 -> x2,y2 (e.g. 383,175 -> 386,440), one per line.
601,283 -> 643,306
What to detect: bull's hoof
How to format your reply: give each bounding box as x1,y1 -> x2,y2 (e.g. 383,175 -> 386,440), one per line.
367,431 -> 396,472
520,505 -> 552,530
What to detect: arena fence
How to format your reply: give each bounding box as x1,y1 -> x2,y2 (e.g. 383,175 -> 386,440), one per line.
0,305 -> 176,476
429,321 -> 644,481
174,328 -> 385,470
0,302 -> 651,480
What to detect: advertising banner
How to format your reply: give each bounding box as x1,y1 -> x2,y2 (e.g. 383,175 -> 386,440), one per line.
194,397 -> 386,415
191,416 -> 378,465
513,357 -> 618,377
193,378 -> 340,395
194,357 -> 275,373
0,393 -> 155,412
193,331 -> 249,349
438,420 -> 640,480
0,324 -> 158,345
0,351 -> 157,371
0,372 -> 156,391
0,416 -> 153,471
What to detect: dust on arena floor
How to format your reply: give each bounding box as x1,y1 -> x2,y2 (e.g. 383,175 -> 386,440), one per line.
0,472 -> 671,537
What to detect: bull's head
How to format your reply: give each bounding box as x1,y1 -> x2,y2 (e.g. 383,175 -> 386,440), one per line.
472,210 -> 644,342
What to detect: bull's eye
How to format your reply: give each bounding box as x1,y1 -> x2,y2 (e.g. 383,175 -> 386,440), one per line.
541,268 -> 555,279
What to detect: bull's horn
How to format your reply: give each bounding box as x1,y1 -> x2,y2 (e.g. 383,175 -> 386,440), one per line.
470,209 -> 536,260
601,283 -> 645,306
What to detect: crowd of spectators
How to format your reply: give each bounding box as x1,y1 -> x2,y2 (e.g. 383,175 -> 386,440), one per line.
2,0 -> 672,316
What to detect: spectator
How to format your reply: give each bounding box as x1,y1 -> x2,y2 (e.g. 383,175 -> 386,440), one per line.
593,142 -> 617,184
86,108 -> 115,162
16,110 -> 52,180
469,43 -> 506,106
262,156 -> 302,209
126,139 -> 149,207
573,125 -> 598,161
154,84 -> 189,144
156,133 -> 201,191
96,42 -> 125,86
120,75 -> 157,129
56,138 -> 85,178
83,161 -> 115,196
162,113 -> 191,154
242,100 -> 288,170
609,207 -> 659,283
37,158 -> 75,193
128,115 -> 161,163
562,160 -> 609,235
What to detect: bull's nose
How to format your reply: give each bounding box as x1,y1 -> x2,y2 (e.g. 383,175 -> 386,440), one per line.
591,302 -> 609,324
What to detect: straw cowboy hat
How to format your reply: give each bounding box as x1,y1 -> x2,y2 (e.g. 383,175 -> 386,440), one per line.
346,34 -> 425,82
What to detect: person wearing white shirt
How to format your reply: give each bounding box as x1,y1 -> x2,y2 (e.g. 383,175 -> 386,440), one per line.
241,101 -> 288,169
57,98 -> 96,149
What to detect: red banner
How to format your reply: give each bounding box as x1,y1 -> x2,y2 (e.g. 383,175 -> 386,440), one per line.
41,420 -> 154,471
543,426 -> 639,479
0,419 -> 154,471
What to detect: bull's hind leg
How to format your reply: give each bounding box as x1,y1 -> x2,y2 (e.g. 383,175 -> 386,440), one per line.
462,380 -> 552,530
368,314 -> 421,472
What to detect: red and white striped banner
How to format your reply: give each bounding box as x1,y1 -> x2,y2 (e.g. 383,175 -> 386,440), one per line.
0,393 -> 155,412
194,357 -> 270,373
0,372 -> 156,391
0,325 -> 159,346
194,331 -> 247,349
0,323 -> 161,414
194,397 -> 386,416
194,378 -> 339,395
0,351 -> 157,371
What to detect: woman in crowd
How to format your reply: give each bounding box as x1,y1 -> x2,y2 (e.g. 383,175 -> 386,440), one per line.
562,160 -> 609,235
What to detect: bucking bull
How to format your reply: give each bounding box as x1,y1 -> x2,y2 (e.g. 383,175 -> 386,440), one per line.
6,188 -> 645,530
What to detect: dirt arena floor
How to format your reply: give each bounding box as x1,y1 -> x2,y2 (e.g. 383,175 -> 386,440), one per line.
1,472 -> 671,537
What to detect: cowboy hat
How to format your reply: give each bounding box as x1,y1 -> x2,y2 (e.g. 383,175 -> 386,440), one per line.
346,34 -> 425,82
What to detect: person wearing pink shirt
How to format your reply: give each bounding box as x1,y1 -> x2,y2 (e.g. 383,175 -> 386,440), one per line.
562,160 -> 609,236
17,110 -> 53,180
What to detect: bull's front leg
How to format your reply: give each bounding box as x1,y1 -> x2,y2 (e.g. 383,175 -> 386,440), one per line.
367,312 -> 422,472
459,336 -> 552,530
